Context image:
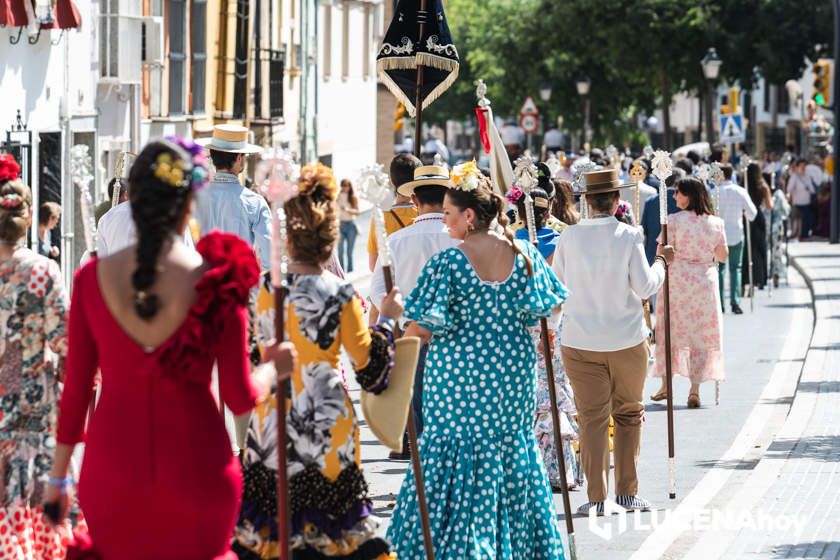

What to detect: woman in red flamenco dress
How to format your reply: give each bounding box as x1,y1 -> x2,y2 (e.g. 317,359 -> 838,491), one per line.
45,138 -> 295,560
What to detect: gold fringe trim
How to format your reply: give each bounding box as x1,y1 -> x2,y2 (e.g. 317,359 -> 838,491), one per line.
376,55 -> 459,118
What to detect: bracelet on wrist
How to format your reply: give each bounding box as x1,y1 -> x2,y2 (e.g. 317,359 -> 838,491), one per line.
377,316 -> 396,331
48,476 -> 74,495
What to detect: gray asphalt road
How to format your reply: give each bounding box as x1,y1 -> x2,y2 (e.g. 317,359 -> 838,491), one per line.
341,212 -> 807,558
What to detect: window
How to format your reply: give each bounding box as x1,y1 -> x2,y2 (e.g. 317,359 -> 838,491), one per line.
363,4 -> 371,79
99,0 -> 119,78
269,48 -> 285,118
232,0 -> 250,119
341,1 -> 349,80
323,4 -> 332,79
169,0 -> 187,115
191,0 -> 207,114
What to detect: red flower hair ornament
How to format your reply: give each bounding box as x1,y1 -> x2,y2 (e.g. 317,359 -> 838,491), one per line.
0,154 -> 21,183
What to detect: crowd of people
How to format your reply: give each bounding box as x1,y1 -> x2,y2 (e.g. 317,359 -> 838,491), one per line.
0,122 -> 829,559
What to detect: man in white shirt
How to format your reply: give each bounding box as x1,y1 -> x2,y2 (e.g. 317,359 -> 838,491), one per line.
717,163 -> 757,314
370,165 -> 457,454
80,195 -> 195,264
787,158 -> 817,239
552,168 -> 674,515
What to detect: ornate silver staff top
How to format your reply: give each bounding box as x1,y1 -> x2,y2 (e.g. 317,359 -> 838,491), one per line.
475,79 -> 490,108
573,161 -> 597,219
643,145 -> 654,159
69,145 -> 97,253
651,150 -> 673,226
256,149 -> 299,288
513,155 -> 539,244
544,154 -> 562,178
358,164 -> 395,268
696,163 -> 711,184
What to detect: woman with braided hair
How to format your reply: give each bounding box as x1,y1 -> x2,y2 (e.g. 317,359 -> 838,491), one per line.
388,164 -> 570,559
236,163 -> 403,560
46,138 -> 295,559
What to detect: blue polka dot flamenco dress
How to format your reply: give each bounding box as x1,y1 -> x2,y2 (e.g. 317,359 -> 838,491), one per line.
387,242 -> 570,559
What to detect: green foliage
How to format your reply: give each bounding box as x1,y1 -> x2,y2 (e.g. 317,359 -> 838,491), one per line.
423,0 -> 832,146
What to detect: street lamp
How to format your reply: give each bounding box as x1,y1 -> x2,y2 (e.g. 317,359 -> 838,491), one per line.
539,80 -> 553,143
701,47 -> 722,144
539,81 -> 553,102
576,75 -> 591,151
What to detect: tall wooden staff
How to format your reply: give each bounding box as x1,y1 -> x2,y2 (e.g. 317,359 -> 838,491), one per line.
359,165 -> 435,560
513,157 -> 578,560
70,145 -> 99,426
651,149 -> 676,500
698,163 -> 722,406
630,161 -> 654,339
111,151 -> 136,208
740,157 -> 754,312
256,150 -> 299,560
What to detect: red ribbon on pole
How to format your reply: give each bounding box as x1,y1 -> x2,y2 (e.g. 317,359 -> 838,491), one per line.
475,107 -> 491,154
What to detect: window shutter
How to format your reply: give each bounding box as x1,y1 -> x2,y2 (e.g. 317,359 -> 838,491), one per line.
169,0 -> 187,116
191,0 -> 207,114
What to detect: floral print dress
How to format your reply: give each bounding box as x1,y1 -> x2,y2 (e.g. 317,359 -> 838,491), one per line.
653,212 -> 727,383
768,189 -> 790,279
0,249 -> 77,558
234,273 -> 395,560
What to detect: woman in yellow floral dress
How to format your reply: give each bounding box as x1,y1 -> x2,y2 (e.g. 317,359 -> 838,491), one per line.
233,164 -> 403,560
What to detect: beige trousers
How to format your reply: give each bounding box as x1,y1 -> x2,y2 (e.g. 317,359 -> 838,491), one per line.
561,341 -> 649,502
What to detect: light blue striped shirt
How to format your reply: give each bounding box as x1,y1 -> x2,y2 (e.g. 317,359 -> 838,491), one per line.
195,173 -> 272,270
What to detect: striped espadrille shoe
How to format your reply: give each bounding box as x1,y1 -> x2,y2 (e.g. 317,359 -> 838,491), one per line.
576,501 -> 605,516
615,495 -> 652,511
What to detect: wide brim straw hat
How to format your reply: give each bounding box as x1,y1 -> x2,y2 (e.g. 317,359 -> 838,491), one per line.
361,336 -> 421,452
195,124 -> 263,154
583,168 -> 636,194
397,165 -> 453,197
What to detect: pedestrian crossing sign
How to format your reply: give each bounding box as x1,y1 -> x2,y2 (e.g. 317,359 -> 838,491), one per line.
719,112 -> 746,144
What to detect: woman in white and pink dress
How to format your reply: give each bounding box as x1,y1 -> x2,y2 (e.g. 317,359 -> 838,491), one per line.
651,176 -> 729,408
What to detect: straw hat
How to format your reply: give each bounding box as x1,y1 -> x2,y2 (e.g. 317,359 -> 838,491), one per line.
361,336 -> 421,452
397,165 -> 452,197
195,124 -> 263,154
582,168 -> 635,194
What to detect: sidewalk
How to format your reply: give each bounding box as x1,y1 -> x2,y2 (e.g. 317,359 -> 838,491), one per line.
682,242 -> 840,559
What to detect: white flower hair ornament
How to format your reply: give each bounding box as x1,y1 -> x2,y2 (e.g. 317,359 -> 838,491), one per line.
450,160 -> 482,192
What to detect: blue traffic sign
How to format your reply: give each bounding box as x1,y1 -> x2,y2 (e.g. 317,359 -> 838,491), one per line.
719,112 -> 746,144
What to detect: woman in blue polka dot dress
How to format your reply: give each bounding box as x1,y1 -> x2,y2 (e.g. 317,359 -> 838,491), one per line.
388,166 -> 570,559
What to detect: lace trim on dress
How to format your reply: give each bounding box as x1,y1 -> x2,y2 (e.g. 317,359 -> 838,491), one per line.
353,325 -> 394,394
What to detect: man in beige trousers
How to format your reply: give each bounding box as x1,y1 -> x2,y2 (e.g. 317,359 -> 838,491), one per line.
551,168 -> 675,515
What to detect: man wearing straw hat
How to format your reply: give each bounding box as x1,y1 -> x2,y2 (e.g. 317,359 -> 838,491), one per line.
551,168 -> 675,515
195,124 -> 271,270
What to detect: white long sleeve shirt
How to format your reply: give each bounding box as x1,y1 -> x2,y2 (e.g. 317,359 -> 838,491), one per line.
370,213 -> 459,326
787,172 -> 815,206
551,216 -> 665,352
717,181 -> 758,246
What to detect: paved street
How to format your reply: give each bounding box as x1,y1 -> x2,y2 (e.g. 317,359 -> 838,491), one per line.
342,212 -> 836,558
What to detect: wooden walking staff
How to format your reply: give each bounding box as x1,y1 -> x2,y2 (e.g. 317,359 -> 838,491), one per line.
513,157 -> 578,560
70,145 -> 99,426
359,165 -> 435,560
708,162 -> 725,406
651,149 -> 677,500
256,150 -> 299,560
630,161 -> 654,338
739,157 -> 755,312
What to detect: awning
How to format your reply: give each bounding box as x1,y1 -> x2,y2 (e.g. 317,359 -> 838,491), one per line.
0,0 -> 29,27
41,0 -> 81,29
